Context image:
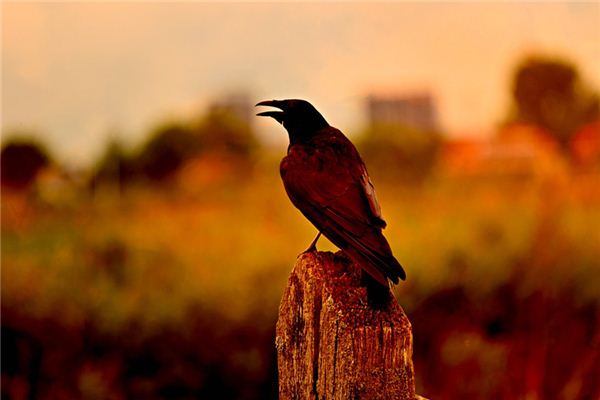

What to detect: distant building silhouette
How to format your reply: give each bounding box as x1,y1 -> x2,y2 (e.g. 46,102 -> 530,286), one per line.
366,93 -> 438,131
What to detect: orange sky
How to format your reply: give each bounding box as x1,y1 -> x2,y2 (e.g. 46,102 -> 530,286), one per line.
2,2 -> 599,166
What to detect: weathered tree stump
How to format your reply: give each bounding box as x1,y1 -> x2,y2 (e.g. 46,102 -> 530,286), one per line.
276,251 -> 415,400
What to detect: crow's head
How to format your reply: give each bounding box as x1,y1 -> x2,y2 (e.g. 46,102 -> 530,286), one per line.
256,99 -> 329,143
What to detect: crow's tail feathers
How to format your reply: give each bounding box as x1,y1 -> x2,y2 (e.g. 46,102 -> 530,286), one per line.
344,239 -> 406,288
343,232 -> 406,286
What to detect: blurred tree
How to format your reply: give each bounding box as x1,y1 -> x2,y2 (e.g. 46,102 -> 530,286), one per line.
1,138 -> 51,189
90,139 -> 135,189
358,124 -> 442,182
197,109 -> 258,158
508,56 -> 599,147
130,110 -> 257,184
134,123 -> 201,182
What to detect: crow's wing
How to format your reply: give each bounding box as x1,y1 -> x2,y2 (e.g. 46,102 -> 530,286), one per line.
280,132 -> 405,284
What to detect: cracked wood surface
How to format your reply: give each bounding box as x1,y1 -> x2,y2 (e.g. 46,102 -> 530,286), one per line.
276,251 -> 415,400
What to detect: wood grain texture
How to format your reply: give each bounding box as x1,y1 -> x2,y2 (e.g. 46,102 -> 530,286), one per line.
276,251 -> 415,400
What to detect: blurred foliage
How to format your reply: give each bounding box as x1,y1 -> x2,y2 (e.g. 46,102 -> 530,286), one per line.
90,109 -> 258,187
1,137 -> 50,189
136,122 -> 202,182
508,55 -> 599,147
2,159 -> 599,398
2,66 -> 600,398
358,123 -> 442,182
90,139 -> 136,189
196,109 -> 258,158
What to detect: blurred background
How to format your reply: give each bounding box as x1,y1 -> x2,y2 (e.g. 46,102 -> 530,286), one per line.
2,2 -> 599,399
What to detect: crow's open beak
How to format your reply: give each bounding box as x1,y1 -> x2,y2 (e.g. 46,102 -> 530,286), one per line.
256,100 -> 285,124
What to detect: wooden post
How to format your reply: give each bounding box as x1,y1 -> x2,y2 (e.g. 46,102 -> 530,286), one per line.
276,251 -> 416,400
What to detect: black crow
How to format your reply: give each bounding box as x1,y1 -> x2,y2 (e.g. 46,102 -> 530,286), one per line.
257,99 -> 406,287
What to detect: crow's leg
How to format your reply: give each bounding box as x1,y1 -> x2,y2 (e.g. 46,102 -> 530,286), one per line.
300,232 -> 322,255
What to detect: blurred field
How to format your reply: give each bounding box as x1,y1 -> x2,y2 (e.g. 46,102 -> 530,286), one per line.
3,3 -> 600,398
2,150 -> 599,399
